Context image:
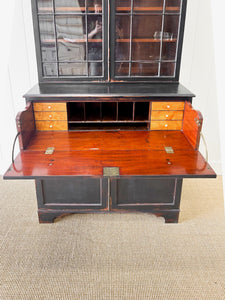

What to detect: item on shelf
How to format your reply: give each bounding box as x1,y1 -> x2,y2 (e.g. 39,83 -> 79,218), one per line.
153,31 -> 173,40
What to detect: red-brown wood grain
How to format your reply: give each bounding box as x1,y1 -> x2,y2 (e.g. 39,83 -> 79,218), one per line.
25,131 -> 193,151
16,102 -> 35,150
4,131 -> 215,179
183,102 -> 203,150
4,149 -> 215,178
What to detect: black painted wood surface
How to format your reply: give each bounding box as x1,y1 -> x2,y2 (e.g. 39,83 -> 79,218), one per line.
24,83 -> 195,100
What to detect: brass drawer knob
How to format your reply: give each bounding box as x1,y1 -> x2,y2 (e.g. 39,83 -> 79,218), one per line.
167,105 -> 170,108
165,124 -> 168,127
48,105 -> 51,109
49,115 -> 52,118
49,125 -> 53,128
166,114 -> 169,118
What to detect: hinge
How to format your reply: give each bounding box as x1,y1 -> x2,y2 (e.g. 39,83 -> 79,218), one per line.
45,147 -> 55,155
195,118 -> 201,126
165,147 -> 174,154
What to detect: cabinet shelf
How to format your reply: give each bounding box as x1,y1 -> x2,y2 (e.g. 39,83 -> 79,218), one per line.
68,120 -> 149,123
42,39 -> 102,43
116,38 -> 176,43
116,6 -> 180,12
38,6 -> 180,13
38,7 -> 102,12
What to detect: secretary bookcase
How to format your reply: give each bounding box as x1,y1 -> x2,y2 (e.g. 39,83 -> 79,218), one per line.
4,0 -> 216,223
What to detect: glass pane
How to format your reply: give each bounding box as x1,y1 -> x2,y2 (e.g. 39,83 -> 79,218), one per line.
131,63 -> 158,76
39,15 -> 57,62
59,62 -> 87,75
133,16 -> 162,39
87,15 -> 103,61
43,63 -> 58,76
115,15 -> 130,61
37,0 -> 53,13
116,0 -> 131,12
160,62 -> 175,76
166,0 -> 181,12
55,0 -> 84,13
115,62 -> 129,76
56,15 -> 86,64
133,0 -> 163,13
162,41 -> 177,60
87,0 -> 103,13
88,62 -> 102,76
115,42 -> 130,61
163,15 -> 180,40
132,42 -> 160,61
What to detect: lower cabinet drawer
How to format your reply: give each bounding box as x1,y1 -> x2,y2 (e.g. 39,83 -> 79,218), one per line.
150,120 -> 182,130
33,102 -> 66,112
151,101 -> 185,111
34,111 -> 68,121
36,121 -> 68,131
151,110 -> 183,121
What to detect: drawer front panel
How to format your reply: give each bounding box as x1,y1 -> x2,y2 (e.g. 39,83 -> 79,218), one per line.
36,121 -> 68,131
151,110 -> 183,120
150,121 -> 183,130
34,111 -> 67,121
151,102 -> 184,111
33,102 -> 67,112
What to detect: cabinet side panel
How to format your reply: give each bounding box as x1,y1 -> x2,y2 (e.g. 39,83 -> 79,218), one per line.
183,102 -> 202,150
16,102 -> 35,150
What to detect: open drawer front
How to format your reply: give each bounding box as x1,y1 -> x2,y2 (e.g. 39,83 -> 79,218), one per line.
4,130 -> 215,179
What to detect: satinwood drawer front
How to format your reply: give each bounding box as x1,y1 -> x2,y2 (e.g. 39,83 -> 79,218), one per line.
33,102 -> 67,112
151,102 -> 184,111
34,111 -> 67,121
35,121 -> 68,131
151,111 -> 183,120
150,121 -> 183,130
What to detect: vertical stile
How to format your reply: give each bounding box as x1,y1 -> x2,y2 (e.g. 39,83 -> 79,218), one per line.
133,102 -> 135,121
85,0 -> 89,76
128,0 -> 134,77
116,102 -> 119,121
158,0 -> 166,77
52,0 -> 59,77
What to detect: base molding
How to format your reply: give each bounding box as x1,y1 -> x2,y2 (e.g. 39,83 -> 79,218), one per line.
38,209 -> 180,224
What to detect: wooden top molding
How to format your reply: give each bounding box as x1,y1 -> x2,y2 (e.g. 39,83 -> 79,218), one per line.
24,83 -> 195,99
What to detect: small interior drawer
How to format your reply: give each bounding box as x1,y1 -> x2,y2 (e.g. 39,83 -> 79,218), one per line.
34,111 -> 67,121
151,110 -> 183,120
36,121 -> 68,131
150,120 -> 183,130
33,102 -> 67,112
151,102 -> 184,111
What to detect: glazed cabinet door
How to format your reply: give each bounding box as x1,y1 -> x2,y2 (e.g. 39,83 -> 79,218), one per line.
110,0 -> 186,81
33,0 -> 108,81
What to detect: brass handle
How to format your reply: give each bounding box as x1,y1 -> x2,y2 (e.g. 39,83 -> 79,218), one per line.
49,125 -> 53,128
48,105 -> 51,109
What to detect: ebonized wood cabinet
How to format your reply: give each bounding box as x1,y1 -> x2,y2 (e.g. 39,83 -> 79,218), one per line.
4,0 -> 216,223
